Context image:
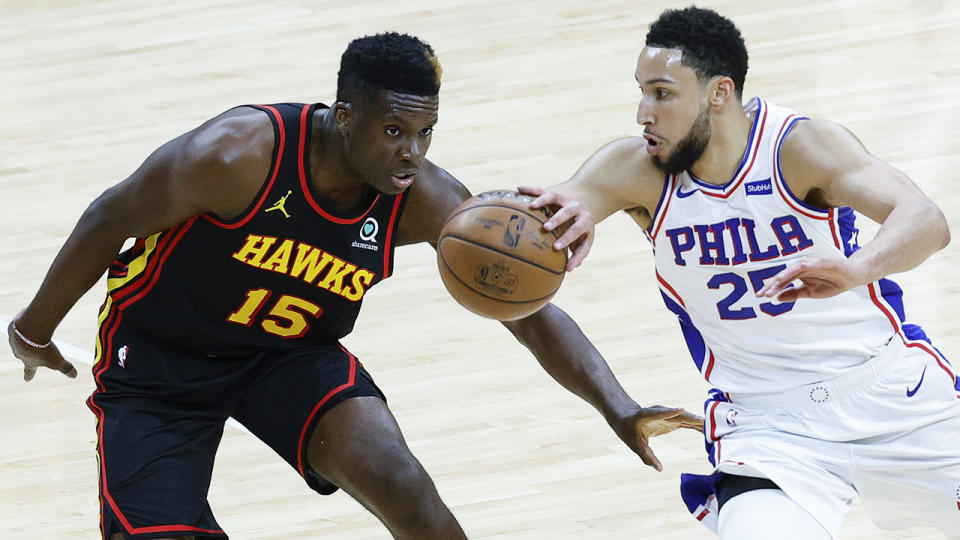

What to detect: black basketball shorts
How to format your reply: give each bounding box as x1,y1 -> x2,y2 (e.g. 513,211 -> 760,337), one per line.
85,321 -> 384,539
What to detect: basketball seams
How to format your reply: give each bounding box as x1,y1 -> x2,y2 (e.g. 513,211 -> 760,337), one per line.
442,203 -> 562,242
437,191 -> 567,319
438,234 -> 565,276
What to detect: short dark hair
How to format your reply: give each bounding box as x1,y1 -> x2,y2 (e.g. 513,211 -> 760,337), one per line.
645,6 -> 748,96
336,32 -> 442,103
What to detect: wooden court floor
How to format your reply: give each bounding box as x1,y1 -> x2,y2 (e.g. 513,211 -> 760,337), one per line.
2,0 -> 958,538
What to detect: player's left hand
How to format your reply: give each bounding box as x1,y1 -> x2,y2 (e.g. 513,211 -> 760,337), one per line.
756,256 -> 869,302
610,406 -> 704,472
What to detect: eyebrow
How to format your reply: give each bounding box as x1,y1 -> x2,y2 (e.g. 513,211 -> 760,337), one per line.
637,77 -> 676,85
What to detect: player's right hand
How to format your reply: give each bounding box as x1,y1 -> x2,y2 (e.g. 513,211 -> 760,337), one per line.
518,185 -> 596,271
7,319 -> 77,381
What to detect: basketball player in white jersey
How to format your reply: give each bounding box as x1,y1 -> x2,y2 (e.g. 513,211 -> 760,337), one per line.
522,6 -> 960,540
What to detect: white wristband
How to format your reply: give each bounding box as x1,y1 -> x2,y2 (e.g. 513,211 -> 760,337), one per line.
12,322 -> 51,349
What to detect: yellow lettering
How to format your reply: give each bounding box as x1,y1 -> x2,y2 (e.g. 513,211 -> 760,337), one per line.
260,239 -> 294,274
231,234 -> 277,267
316,258 -> 357,294
341,269 -> 375,301
290,244 -> 333,284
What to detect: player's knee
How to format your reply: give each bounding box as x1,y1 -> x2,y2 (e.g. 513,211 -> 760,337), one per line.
372,451 -> 434,499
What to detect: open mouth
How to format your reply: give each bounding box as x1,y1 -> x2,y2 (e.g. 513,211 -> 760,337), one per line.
643,132 -> 663,155
391,171 -> 417,188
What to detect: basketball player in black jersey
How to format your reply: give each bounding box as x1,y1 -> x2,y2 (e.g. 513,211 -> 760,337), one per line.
8,33 -> 701,539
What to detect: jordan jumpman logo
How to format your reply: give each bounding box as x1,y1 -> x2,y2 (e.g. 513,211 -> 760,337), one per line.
266,190 -> 292,218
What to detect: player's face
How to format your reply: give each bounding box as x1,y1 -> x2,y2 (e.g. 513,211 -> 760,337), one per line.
635,46 -> 711,174
345,91 -> 439,195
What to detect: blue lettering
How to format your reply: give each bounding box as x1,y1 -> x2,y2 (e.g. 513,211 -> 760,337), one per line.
772,215 -> 814,255
724,218 -> 748,265
695,222 -> 729,265
665,226 -> 695,266
742,218 -> 779,261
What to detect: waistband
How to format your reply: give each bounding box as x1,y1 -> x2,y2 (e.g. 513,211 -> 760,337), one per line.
726,337 -> 899,409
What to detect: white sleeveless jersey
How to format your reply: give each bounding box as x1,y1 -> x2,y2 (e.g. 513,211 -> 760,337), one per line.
646,98 -> 935,394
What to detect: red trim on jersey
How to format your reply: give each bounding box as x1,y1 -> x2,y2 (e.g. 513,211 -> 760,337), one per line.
297,104 -> 381,224
656,270 -> 686,308
868,283 -> 958,384
381,193 -> 405,278
109,230 -> 178,303
117,219 -> 197,311
296,344 -> 359,477
696,508 -> 710,521
202,105 -> 288,230
698,103 -> 768,200
87,307 -> 226,538
650,175 -> 676,241
703,351 -> 716,382
707,400 -> 721,442
828,208 -> 842,249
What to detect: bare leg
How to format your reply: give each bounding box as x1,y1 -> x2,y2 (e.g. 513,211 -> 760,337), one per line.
307,396 -> 465,540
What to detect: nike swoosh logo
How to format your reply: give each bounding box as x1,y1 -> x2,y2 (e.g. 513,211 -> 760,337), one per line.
906,366 -> 927,397
676,185 -> 698,198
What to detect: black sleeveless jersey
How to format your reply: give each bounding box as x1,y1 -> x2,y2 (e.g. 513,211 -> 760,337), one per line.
106,103 -> 408,354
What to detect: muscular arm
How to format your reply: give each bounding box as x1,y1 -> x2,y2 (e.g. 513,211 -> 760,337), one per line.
10,108 -> 273,376
758,119 -> 949,300
397,163 -> 701,470
523,137 -> 665,268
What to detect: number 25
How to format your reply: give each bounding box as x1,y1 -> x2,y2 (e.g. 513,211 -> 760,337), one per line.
707,264 -> 795,320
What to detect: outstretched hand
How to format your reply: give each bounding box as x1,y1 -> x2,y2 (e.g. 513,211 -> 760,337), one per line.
7,320 -> 77,382
609,406 -> 704,472
518,185 -> 596,271
756,256 -> 868,302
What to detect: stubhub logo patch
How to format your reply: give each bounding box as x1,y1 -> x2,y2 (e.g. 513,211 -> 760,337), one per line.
745,178 -> 772,196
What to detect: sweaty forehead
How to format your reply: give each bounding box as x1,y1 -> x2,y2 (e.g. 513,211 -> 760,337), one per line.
635,46 -> 694,84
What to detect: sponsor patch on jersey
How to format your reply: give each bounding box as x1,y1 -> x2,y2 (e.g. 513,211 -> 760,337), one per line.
745,178 -> 772,196
353,217 -> 380,251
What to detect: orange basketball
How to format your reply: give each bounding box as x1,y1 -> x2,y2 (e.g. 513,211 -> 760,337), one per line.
437,190 -> 567,321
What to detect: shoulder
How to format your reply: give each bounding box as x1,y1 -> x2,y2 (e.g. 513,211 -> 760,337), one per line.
779,117 -> 873,196
581,136 -> 651,172
180,107 -> 276,174
396,159 -> 470,246
565,136 -> 665,217
158,107 -> 276,219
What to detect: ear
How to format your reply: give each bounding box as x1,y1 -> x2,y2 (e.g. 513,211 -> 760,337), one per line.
333,102 -> 353,137
708,76 -> 737,110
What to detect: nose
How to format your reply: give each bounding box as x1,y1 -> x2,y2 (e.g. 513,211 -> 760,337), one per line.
399,137 -> 423,162
636,98 -> 654,126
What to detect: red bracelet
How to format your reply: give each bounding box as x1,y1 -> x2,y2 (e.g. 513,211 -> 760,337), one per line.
11,322 -> 51,349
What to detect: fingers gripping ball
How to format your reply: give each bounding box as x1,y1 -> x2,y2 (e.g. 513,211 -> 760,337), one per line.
437,190 -> 567,320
